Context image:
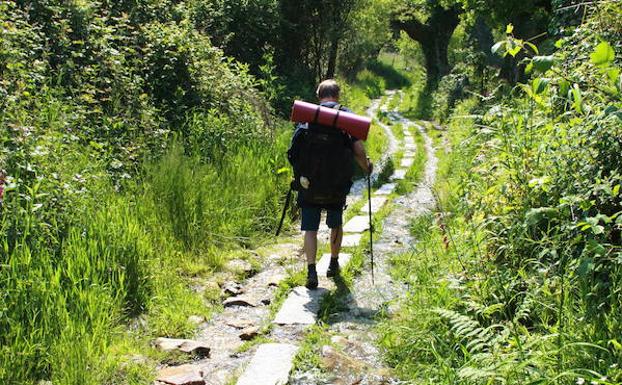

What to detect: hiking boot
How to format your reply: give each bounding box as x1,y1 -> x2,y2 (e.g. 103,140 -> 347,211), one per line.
327,259 -> 340,278
306,269 -> 318,290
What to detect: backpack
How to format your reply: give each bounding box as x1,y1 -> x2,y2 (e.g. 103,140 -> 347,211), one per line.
287,105 -> 354,207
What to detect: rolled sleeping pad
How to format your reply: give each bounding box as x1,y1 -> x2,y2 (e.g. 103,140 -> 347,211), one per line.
290,100 -> 371,141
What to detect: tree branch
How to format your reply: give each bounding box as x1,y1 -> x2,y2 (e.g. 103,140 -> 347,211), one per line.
391,17 -> 429,43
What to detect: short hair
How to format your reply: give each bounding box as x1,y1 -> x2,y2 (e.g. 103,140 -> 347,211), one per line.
316,79 -> 340,99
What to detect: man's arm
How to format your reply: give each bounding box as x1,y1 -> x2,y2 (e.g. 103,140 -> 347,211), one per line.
353,140 -> 373,174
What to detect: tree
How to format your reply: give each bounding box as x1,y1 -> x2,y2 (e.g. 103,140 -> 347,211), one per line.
276,0 -> 359,83
460,0 -> 553,82
339,0 -> 393,77
392,0 -> 463,87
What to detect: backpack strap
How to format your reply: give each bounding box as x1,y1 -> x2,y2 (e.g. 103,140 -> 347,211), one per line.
331,104 -> 342,128
313,106 -> 321,124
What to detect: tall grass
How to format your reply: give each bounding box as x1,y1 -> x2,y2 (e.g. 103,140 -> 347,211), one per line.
0,121 -> 292,384
147,133 -> 290,253
0,195 -> 150,384
379,65 -> 622,384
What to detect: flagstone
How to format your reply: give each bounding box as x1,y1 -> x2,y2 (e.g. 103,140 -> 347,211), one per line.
157,364 -> 205,385
401,158 -> 414,168
154,338 -> 210,357
374,183 -> 396,195
236,344 -> 299,385
341,234 -> 362,247
361,196 -> 388,214
391,169 -> 407,180
223,295 -> 259,308
343,215 -> 370,233
273,286 -> 328,325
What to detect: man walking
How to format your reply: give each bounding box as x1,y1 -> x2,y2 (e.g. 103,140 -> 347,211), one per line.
289,79 -> 373,289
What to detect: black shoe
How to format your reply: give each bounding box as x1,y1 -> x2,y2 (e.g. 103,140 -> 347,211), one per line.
327,260 -> 340,278
306,269 -> 318,290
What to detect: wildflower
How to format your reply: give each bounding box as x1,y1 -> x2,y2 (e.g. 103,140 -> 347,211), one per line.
576,378 -> 585,385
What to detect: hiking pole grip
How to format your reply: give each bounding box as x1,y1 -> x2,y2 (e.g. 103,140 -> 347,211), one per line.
367,172 -> 375,285
276,187 -> 293,236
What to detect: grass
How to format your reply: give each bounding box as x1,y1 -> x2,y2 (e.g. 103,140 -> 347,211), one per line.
377,212 -> 461,383
0,115 -> 293,384
395,123 -> 427,195
379,81 -> 622,384
365,119 -> 389,165
0,51 -> 413,385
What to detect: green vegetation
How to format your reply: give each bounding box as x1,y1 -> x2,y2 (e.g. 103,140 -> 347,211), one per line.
380,2 -> 622,384
2,0 -> 622,383
0,1 -> 392,383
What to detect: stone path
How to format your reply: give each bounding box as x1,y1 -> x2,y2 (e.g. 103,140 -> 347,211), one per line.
151,91 -> 435,385
231,92 -> 417,385
289,117 -> 439,384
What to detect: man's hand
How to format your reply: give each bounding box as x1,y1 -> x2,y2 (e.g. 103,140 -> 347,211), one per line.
366,158 -> 374,175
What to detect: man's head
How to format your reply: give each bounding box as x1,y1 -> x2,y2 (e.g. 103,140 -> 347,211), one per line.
316,79 -> 340,102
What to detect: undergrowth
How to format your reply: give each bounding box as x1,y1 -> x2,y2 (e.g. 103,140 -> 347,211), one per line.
379,5 -> 622,384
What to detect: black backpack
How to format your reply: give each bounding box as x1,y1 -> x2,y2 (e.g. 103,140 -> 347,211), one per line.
287,106 -> 354,207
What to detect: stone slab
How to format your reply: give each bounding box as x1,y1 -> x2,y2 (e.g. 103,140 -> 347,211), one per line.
403,151 -> 415,158
401,158 -> 414,168
374,183 -> 396,196
391,169 -> 407,180
154,338 -> 210,357
157,364 -> 205,385
361,196 -> 388,214
273,286 -> 328,325
239,326 -> 260,341
222,281 -> 243,296
236,343 -> 299,385
223,295 -> 259,308
316,253 -> 353,276
226,319 -> 255,329
343,215 -> 370,233
341,234 -> 362,247
405,144 -> 416,151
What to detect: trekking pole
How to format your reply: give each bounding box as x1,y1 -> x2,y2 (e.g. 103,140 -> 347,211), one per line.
276,186 -> 293,236
367,171 -> 375,285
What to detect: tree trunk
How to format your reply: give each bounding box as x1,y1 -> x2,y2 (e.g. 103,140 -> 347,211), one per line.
325,37 -> 339,79
393,5 -> 461,88
419,32 -> 453,87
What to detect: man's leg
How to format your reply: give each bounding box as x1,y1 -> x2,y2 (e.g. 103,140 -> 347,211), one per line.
304,231 -> 318,265
330,226 -> 343,259
326,208 -> 344,277
301,206 -> 321,289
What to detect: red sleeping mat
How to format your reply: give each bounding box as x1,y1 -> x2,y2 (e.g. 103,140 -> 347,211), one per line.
290,100 -> 371,141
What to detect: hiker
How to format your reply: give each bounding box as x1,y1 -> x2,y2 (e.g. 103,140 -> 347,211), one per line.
288,79 -> 373,289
